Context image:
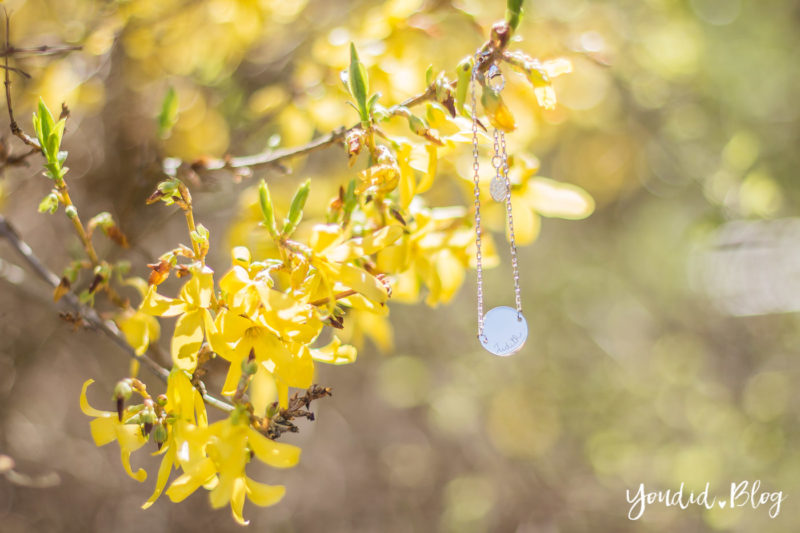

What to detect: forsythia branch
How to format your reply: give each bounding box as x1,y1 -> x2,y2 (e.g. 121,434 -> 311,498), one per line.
0,215 -> 235,412
165,83 -> 440,176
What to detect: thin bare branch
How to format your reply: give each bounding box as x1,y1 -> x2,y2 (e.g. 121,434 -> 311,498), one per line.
165,82 -> 441,176
3,8 -> 40,150
0,44 -> 82,58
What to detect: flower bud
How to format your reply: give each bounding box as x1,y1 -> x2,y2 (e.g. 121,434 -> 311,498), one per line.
141,406 -> 156,436
64,205 -> 78,219
113,380 -> 133,421
152,423 -> 168,450
241,358 -> 258,376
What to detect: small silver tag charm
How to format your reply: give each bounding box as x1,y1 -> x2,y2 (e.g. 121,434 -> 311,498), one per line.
479,306 -> 527,356
489,177 -> 508,202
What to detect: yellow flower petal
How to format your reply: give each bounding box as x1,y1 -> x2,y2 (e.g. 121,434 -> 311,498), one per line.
247,427 -> 301,468
118,310 -> 160,356
140,286 -> 187,317
354,310 -> 394,352
525,177 -> 595,219
212,310 -> 252,355
221,356 -> 244,396
166,458 -> 217,503
507,194 -> 540,245
231,246 -> 251,267
245,478 -> 286,507
171,309 -> 204,372
80,379 -> 108,418
89,417 -> 118,446
168,369 -> 198,422
326,261 -> 388,304
397,143 -> 415,209
325,225 -> 405,262
218,266 -> 252,305
276,380 -> 289,409
250,364 -> 278,418
115,424 -> 148,482
309,224 -> 344,253
231,476 -> 249,525
311,336 -> 357,365
209,474 -> 234,510
142,446 -> 175,509
179,267 -> 215,309
533,85 -> 557,110
433,248 -> 464,305
414,144 -> 438,194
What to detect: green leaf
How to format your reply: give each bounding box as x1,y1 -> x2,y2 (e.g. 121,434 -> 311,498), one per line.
36,98 -> 55,149
455,56 -> 474,116
52,119 -> 66,148
367,92 -> 381,114
89,211 -> 114,230
407,114 -> 428,136
37,192 -> 59,214
348,43 -> 370,123
425,64 -> 434,86
506,0 -> 524,31
282,179 -> 311,236
157,86 -> 178,138
342,178 -> 358,222
258,179 -> 277,237
46,133 -> 60,162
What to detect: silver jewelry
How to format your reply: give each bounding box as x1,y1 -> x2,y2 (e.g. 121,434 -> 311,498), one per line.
470,59 -> 527,357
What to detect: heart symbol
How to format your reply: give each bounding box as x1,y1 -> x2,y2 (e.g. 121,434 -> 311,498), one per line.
718,500 -> 727,509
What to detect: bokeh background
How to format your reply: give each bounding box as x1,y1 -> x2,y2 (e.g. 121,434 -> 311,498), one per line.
1,0 -> 799,531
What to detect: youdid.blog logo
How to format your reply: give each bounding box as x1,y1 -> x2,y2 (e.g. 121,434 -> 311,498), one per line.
626,481 -> 786,520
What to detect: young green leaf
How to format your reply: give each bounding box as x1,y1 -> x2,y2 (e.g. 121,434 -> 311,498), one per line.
258,179 -> 277,237
157,86 -> 179,138
282,179 -> 311,236
342,178 -> 358,223
455,56 -> 474,116
37,191 -> 59,214
35,98 -> 55,148
367,92 -> 381,115
348,43 -> 370,124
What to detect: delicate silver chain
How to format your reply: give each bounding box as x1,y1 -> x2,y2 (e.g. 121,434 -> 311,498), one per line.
471,58 -> 524,342
470,61 -> 485,341
499,130 -> 523,317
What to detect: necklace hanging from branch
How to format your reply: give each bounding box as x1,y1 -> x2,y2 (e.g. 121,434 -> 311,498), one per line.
470,48 -> 528,357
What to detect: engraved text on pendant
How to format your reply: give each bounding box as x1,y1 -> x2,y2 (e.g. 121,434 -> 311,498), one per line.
490,177 -> 508,202
480,306 -> 528,356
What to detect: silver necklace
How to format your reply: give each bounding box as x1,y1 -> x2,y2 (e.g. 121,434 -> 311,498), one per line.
470,59 -> 528,357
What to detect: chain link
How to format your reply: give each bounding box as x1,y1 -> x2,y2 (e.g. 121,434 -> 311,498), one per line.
499,131 -> 523,318
470,58 -> 486,341
471,58 -> 524,341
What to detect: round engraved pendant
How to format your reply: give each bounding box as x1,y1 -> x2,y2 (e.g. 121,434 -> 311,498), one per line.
480,306 -> 527,356
489,177 -> 508,202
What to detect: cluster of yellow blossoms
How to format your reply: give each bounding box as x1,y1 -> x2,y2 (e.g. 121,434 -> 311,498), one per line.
78,23 -> 594,524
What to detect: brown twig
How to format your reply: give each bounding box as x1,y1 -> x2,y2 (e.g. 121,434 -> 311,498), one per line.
2,9 -> 39,150
0,44 -> 82,58
166,81 -> 442,176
